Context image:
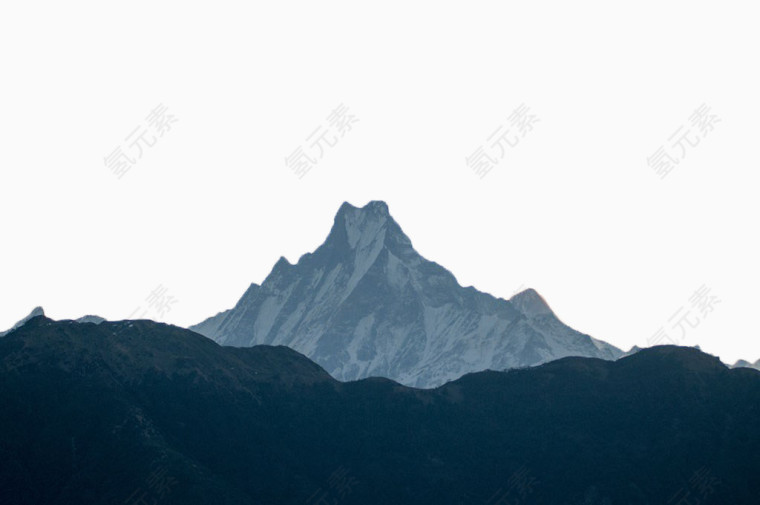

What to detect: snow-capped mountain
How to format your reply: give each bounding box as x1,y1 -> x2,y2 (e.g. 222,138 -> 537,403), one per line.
191,201 -> 623,388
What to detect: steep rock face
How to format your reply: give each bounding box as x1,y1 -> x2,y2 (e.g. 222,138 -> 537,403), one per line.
191,201 -> 622,387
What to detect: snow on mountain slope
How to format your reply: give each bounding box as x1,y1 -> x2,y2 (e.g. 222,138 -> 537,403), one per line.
190,200 -> 623,388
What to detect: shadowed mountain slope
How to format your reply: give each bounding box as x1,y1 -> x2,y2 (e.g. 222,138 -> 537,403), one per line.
1,317 -> 758,504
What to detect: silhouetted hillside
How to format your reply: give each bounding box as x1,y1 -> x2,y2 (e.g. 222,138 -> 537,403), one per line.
1,317 -> 758,504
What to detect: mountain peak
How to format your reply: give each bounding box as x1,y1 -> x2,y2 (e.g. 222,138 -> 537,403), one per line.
273,255 -> 292,269
327,200 -> 410,254
0,306 -> 46,337
75,315 -> 106,325
337,200 -> 390,217
192,200 -> 624,387
732,358 -> 760,371
509,288 -> 554,317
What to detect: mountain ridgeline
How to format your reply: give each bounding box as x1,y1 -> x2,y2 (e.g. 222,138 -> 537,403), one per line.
191,201 -> 622,388
1,317 -> 759,504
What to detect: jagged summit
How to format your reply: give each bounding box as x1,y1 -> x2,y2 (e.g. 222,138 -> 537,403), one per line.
509,288 -> 554,317
323,200 -> 412,256
333,201 -> 393,233
190,200 -> 624,388
336,199 -> 390,217
273,255 -> 292,269
0,306 -> 45,337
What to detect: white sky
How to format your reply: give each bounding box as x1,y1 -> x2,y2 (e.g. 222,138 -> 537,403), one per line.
1,2 -> 758,364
